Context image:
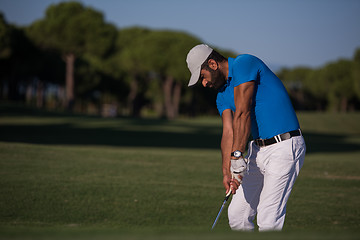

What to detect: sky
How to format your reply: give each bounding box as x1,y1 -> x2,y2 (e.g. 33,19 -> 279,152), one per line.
1,0 -> 360,70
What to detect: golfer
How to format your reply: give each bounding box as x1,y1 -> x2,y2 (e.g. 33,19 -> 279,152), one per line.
186,44 -> 306,231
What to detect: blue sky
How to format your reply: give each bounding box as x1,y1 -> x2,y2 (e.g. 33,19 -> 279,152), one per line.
1,0 -> 359,70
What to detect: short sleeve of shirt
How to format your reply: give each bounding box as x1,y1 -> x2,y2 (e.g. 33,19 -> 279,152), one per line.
216,93 -> 227,116
232,54 -> 260,87
216,54 -> 261,117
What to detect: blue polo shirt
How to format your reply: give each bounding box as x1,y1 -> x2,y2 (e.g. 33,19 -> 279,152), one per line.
216,54 -> 299,139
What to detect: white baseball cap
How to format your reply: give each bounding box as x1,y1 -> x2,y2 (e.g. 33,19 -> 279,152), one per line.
186,44 -> 213,86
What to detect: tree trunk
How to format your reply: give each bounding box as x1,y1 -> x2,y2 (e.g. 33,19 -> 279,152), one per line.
64,53 -> 75,110
163,76 -> 174,119
340,97 -> 348,112
25,82 -> 32,104
36,79 -> 44,108
8,76 -> 19,101
127,75 -> 138,116
163,76 -> 182,119
172,82 -> 181,119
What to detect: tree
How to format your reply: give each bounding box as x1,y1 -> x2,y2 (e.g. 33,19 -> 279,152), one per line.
0,13 -> 12,59
106,27 -> 151,116
278,67 -> 313,110
322,60 -> 354,111
0,13 -> 41,101
139,30 -> 201,119
353,48 -> 360,100
26,2 -> 116,109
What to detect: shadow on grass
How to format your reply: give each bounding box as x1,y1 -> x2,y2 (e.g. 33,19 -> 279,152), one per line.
1,104 -> 359,153
0,123 -> 221,149
0,122 -> 359,154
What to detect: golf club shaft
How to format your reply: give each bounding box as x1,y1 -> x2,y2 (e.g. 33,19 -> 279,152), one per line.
211,190 -> 232,230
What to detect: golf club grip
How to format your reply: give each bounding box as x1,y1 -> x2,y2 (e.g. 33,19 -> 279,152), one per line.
224,189 -> 232,201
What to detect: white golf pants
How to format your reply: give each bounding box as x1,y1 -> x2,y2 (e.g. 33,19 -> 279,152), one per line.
228,135 -> 306,231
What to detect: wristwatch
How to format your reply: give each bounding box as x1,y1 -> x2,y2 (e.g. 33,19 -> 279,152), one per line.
231,150 -> 242,158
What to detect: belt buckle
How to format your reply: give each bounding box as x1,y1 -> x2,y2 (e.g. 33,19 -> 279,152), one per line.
256,139 -> 265,147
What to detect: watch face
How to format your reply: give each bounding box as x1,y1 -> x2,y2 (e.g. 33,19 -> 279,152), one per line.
234,151 -> 241,158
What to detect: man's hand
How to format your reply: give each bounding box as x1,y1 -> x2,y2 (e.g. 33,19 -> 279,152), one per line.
230,157 -> 248,184
223,173 -> 241,195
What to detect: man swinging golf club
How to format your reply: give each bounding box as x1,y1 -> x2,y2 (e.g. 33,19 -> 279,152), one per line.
186,44 -> 306,231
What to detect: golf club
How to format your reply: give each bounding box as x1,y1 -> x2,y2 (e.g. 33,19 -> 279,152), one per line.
211,189 -> 232,230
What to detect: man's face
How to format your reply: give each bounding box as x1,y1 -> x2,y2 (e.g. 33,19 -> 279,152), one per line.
199,68 -> 227,90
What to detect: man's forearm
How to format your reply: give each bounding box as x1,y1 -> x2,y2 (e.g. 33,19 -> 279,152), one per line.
221,131 -> 233,176
232,110 -> 251,153
232,81 -> 254,154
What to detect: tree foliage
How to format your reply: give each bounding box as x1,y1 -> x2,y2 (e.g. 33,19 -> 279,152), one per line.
353,48 -> 360,99
26,2 -> 117,109
0,2 -> 359,117
0,13 -> 12,59
27,2 -> 116,57
278,50 -> 360,111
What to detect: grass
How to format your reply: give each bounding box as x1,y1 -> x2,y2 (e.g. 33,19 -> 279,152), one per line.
0,104 -> 359,239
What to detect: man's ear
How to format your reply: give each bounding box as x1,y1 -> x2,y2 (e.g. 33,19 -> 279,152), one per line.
208,59 -> 218,71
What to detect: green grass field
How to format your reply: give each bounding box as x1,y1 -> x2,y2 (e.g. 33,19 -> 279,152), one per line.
0,104 -> 359,239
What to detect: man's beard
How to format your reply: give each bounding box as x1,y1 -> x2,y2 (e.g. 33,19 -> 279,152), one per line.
210,69 -> 227,90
